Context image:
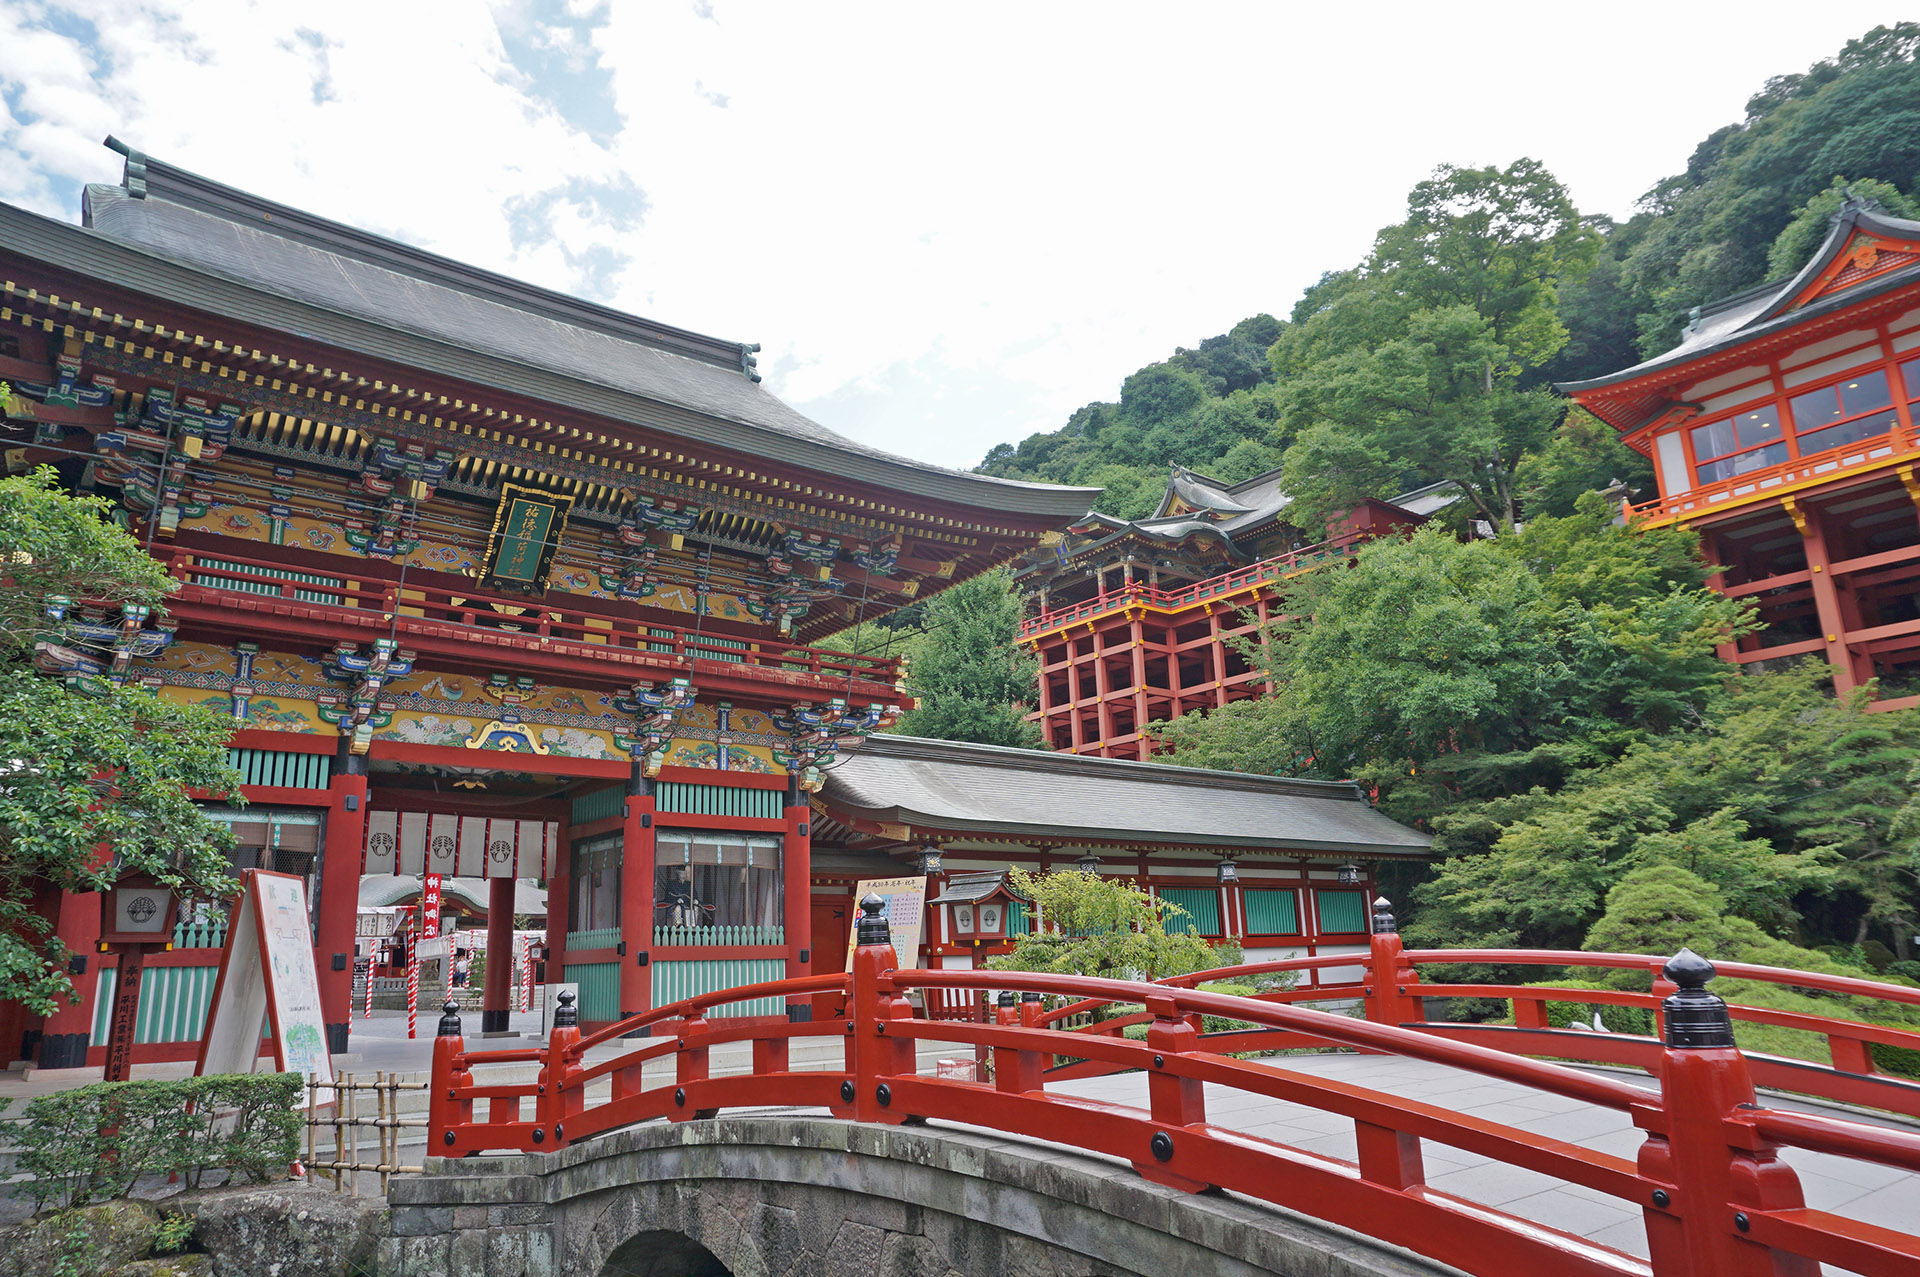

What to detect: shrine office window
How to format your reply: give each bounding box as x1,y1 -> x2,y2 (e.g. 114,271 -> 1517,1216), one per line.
1788,369 -> 1898,457
1690,405 -> 1787,485
654,831 -> 783,933
198,807 -> 326,931
569,833 -> 622,936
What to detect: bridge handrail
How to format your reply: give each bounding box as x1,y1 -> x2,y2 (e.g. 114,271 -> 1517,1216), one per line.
1401,946 -> 1920,1007
424,917 -> 1920,1277
897,968 -> 1651,1111
569,971 -> 849,1054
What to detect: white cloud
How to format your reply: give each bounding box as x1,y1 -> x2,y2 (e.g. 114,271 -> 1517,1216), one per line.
0,1 -> 1902,472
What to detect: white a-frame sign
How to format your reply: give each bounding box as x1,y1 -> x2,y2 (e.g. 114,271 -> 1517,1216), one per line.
194,869 -> 335,1105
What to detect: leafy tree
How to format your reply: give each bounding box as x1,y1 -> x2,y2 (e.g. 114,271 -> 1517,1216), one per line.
1513,407 -> 1654,519
984,868 -> 1218,982
1767,176 -> 1920,278
894,568 -> 1042,748
1368,159 -> 1601,371
1155,499 -> 1748,821
0,468 -> 243,1015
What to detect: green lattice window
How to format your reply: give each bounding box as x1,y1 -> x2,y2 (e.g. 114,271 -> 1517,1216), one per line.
1006,900 -> 1033,936
1315,890 -> 1367,935
1244,889 -> 1299,936
1158,886 -> 1221,936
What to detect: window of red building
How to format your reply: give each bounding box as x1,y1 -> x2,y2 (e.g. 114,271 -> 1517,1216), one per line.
1788,368 -> 1898,456
1690,404 -> 1787,484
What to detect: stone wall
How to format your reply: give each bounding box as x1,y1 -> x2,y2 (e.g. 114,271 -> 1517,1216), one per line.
382,1116 -> 1457,1277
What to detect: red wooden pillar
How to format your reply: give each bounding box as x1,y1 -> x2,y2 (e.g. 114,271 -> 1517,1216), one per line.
784,774 -> 812,1019
546,823 -> 572,1001
1208,609 -> 1229,708
317,756 -> 369,1056
1793,498 -> 1865,695
1129,614 -> 1149,757
37,887 -> 103,1068
1092,639 -> 1114,750
619,766 -> 656,1028
480,877 -> 515,1034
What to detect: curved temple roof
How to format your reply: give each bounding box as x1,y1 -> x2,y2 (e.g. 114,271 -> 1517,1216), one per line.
0,142 -> 1096,519
820,734 -> 1431,856
1557,200 -> 1920,402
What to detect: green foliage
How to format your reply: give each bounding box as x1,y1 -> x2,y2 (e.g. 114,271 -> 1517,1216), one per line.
1514,408 -> 1655,518
984,869 -> 1220,983
10,1073 -> 301,1210
0,470 -> 245,1015
1767,177 -> 1920,278
894,568 -> 1042,748
153,1210 -> 194,1254
1156,502 -> 1748,822
1413,667 -> 1920,953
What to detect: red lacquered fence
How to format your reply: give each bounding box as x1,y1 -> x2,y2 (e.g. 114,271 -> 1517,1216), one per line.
153,545 -> 906,691
429,899 -> 1920,1277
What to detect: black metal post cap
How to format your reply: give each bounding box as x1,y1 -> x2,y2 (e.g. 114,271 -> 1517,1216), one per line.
443,1130 -> 456,1146
1020,991 -> 1041,1003
840,1080 -> 855,1103
436,1000 -> 463,1037
554,1124 -> 564,1141
1370,896 -> 1397,936
531,1127 -> 545,1144
876,1083 -> 891,1107
997,991 -> 1017,1008
1661,948 -> 1735,1049
1150,1131 -> 1174,1162
553,989 -> 578,1028
856,892 -> 891,946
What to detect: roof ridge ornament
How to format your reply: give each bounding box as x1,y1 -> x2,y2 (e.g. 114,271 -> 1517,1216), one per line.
739,341 -> 762,383
104,136 -> 148,200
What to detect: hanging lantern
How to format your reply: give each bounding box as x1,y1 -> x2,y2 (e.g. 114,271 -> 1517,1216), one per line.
1336,862 -> 1362,886
1216,858 -> 1239,885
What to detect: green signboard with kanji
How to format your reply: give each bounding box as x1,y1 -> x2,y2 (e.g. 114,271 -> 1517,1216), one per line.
479,482 -> 574,595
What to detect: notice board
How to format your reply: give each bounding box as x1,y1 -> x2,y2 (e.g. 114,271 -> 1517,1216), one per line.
195,869 -> 335,1105
838,875 -> 927,973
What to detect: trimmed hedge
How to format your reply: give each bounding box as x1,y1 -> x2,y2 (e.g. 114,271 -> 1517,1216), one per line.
6,1073 -> 301,1211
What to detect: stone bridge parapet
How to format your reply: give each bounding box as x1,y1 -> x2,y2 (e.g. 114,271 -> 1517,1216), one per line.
382,1115 -> 1455,1277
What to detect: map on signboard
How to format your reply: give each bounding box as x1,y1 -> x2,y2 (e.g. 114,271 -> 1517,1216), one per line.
195,869 -> 336,1106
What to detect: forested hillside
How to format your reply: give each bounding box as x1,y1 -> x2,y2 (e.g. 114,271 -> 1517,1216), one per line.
977,23 -> 1920,542
979,26 -> 1920,1009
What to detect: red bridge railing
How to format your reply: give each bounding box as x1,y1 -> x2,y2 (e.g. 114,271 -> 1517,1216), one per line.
428,898 -> 1920,1277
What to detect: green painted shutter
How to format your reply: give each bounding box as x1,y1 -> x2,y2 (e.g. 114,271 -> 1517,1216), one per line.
656,783 -> 783,819
1315,890 -> 1367,935
1244,889 -> 1299,935
1158,886 -> 1221,936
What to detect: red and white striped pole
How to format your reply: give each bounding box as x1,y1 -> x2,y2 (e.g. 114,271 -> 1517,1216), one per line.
406,928 -> 419,1039
363,952 -> 374,1019
516,936 -> 531,1012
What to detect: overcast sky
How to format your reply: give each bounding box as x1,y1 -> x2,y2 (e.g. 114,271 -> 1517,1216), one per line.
0,3 -> 1904,471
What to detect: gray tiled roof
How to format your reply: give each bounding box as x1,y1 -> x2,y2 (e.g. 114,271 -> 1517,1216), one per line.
0,148 -> 1097,518
822,735 -> 1431,856
1557,201 -> 1920,395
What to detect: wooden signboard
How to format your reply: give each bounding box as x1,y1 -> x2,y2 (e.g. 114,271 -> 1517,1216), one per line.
478,481 -> 573,595
195,869 -> 335,1105
839,875 -> 927,973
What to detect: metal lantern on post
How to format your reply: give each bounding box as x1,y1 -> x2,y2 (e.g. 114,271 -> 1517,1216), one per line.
933,872 -> 1021,947
98,871 -> 181,1082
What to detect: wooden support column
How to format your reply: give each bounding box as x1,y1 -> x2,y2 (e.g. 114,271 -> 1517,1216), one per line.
1092,637 -> 1115,750
318,748 -> 370,1056
1791,498 -> 1866,695
784,774 -> 813,1019
480,877 -> 515,1033
618,763 -> 656,1030
1208,608 -> 1229,708
35,887 -> 102,1068
1697,527 -> 1744,664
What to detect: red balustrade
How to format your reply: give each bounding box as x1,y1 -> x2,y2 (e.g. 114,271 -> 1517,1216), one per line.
1627,424 -> 1919,523
428,909 -> 1920,1277
153,545 -> 904,691
1018,539 -> 1358,638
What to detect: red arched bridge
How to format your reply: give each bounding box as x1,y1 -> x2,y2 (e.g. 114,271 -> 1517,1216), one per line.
421,897 -> 1920,1277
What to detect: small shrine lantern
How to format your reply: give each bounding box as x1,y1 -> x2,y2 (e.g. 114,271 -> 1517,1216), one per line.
99,871 -> 180,947
933,871 -> 1024,946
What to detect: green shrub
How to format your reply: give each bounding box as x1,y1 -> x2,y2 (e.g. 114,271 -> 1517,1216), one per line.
10,1072 -> 302,1210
